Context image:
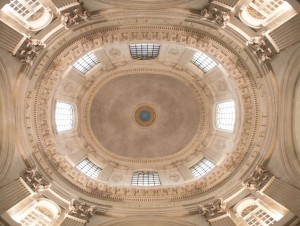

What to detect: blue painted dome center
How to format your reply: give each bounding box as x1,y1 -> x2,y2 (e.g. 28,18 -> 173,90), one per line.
139,110 -> 151,122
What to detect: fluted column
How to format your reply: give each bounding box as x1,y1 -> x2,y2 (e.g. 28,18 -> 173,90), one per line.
261,177 -> 300,216
0,178 -> 33,215
51,0 -> 79,9
60,215 -> 86,226
0,20 -> 25,54
211,0 -> 239,10
208,213 -> 236,226
268,14 -> 300,51
243,166 -> 300,216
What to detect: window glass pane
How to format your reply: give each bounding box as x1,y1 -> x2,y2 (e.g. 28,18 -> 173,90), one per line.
191,51 -> 217,73
216,101 -> 236,131
20,207 -> 52,226
131,171 -> 161,186
73,52 -> 100,74
189,158 -> 216,178
55,102 -> 75,132
76,158 -> 102,179
129,44 -> 160,60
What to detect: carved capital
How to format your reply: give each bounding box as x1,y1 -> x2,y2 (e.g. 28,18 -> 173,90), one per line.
199,198 -> 227,219
68,199 -> 96,221
60,6 -> 90,29
246,35 -> 276,64
243,166 -> 272,191
24,167 -> 51,192
200,7 -> 232,28
18,36 -> 46,66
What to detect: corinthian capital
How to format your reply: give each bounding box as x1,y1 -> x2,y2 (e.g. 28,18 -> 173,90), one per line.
68,199 -> 96,221
24,167 -> 51,192
243,166 -> 271,191
199,198 -> 227,219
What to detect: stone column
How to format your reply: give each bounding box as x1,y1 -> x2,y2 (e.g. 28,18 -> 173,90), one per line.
0,20 -> 25,54
261,177 -> 300,216
208,213 -> 236,226
268,14 -> 300,51
60,215 -> 86,226
243,166 -> 300,216
50,0 -> 79,9
0,178 -> 33,215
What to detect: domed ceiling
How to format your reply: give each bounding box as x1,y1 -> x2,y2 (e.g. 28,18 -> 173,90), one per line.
90,73 -> 200,158
16,8 -> 277,213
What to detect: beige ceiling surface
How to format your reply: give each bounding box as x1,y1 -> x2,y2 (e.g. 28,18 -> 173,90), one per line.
90,73 -> 201,158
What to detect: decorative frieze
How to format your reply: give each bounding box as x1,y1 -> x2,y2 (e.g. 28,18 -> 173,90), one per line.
246,35 -> 275,64
200,7 -> 232,28
24,167 -> 51,192
18,36 -> 46,66
24,24 -> 268,201
199,198 -> 227,219
68,199 -> 96,221
242,166 -> 271,191
60,6 -> 90,29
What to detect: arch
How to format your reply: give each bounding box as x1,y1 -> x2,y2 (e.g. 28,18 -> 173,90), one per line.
1,0 -> 53,31
12,198 -> 60,225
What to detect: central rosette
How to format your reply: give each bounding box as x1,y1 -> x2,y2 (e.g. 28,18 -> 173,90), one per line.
134,105 -> 156,127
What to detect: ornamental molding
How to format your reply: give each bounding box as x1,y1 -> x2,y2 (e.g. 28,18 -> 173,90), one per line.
60,6 -> 90,29
24,167 -> 51,193
68,199 -> 96,221
199,198 -> 227,219
242,166 -> 272,191
246,35 -> 276,64
17,36 -> 46,66
200,7 -> 232,28
20,23 -> 273,202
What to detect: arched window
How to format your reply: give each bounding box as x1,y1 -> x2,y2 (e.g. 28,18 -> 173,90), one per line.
235,198 -> 283,226
1,0 -> 53,31
190,51 -> 217,73
55,102 -> 75,133
189,158 -> 216,178
239,0 -> 293,28
76,158 -> 102,179
216,101 -> 236,132
131,171 -> 161,186
129,44 -> 160,60
12,199 -> 60,226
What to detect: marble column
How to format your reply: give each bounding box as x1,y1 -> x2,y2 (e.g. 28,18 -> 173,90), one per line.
268,14 -> 300,51
208,213 -> 236,226
261,177 -> 300,216
0,178 -> 33,215
0,20 -> 25,54
60,215 -> 86,226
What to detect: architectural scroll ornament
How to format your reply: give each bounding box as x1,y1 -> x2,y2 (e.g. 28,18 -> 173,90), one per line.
60,7 -> 90,29
18,36 -> 46,66
246,35 -> 275,64
69,199 -> 96,221
200,7 -> 232,28
24,167 -> 51,192
243,166 -> 271,191
199,198 -> 227,219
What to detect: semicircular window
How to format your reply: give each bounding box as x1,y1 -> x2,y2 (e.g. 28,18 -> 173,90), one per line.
189,157 -> 216,178
191,51 -> 217,73
55,102 -> 75,132
131,171 -> 161,186
216,101 -> 236,132
129,44 -> 160,60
